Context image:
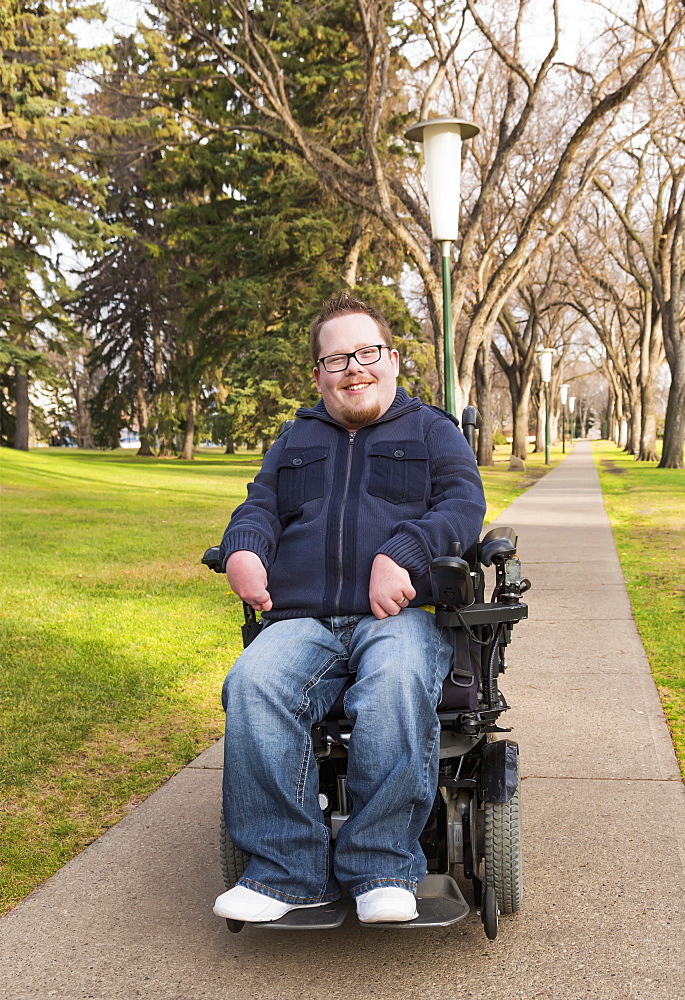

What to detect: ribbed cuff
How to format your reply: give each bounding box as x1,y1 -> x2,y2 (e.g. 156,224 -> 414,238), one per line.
221,530 -> 270,571
376,533 -> 428,577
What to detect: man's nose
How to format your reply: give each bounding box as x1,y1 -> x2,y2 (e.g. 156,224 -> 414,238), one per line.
346,353 -> 366,374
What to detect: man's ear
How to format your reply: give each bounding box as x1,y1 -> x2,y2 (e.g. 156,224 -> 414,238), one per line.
313,365 -> 322,393
391,349 -> 400,376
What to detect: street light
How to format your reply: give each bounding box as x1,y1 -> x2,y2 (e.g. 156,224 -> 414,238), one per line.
560,383 -> 570,454
538,348 -> 554,465
404,116 -> 480,415
569,395 -> 576,445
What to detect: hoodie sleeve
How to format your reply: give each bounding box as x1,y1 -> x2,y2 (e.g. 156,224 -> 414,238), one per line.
218,434 -> 287,572
375,414 -> 486,576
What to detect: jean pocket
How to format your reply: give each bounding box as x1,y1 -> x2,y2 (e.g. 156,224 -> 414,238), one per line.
367,440 -> 429,504
277,446 -> 328,512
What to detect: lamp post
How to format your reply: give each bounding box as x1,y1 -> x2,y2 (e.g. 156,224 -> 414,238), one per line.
405,116 -> 480,415
569,396 -> 576,445
538,348 -> 554,465
560,383 -> 570,454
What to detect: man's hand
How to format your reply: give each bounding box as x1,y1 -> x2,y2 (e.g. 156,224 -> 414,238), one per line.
226,550 -> 272,612
369,553 -> 416,620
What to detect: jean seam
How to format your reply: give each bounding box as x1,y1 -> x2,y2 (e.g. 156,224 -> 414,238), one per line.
296,733 -> 312,806
239,877 -> 339,904
353,877 -> 417,894
293,652 -> 346,722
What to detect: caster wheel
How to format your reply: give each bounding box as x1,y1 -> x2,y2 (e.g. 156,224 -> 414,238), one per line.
226,918 -> 244,934
482,885 -> 499,940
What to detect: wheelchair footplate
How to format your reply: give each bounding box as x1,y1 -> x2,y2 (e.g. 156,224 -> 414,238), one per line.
252,875 -> 468,931
258,896 -> 352,930
362,874 -> 469,930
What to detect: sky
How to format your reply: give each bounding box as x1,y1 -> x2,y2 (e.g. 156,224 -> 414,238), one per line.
75,0 -> 594,57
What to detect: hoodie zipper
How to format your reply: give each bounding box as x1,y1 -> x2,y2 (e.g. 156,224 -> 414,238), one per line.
334,431 -> 356,613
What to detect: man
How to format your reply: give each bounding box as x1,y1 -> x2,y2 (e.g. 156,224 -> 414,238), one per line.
214,291 -> 485,924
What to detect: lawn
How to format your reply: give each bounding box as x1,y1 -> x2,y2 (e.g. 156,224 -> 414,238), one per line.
593,441 -> 685,778
0,442 -> 559,913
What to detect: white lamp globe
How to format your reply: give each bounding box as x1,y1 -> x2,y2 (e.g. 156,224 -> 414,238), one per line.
538,348 -> 554,384
404,117 -> 480,242
560,383 -> 570,405
569,396 -> 576,414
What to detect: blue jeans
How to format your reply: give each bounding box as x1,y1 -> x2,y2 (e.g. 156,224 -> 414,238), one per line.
221,609 -> 453,903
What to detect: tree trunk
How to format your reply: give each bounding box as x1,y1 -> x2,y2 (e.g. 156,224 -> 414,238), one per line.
224,438 -> 235,454
638,376 -> 659,461
659,347 -> 685,468
136,384 -> 154,456
511,384 -> 531,461
179,398 -> 196,460
13,369 -> 29,451
74,381 -> 94,449
474,342 -> 493,466
627,386 -> 641,455
535,386 -> 544,452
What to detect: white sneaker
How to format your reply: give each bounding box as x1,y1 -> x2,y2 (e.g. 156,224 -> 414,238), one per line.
213,885 -> 330,922
356,887 -> 418,923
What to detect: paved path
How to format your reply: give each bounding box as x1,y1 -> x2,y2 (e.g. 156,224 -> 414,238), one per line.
2,442 -> 684,1000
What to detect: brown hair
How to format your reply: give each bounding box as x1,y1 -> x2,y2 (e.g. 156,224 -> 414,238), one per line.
310,290 -> 393,362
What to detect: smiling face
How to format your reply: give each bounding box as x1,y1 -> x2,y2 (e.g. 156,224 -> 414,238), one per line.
313,312 -> 400,430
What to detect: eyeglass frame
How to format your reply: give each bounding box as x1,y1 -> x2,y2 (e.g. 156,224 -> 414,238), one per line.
316,344 -> 391,373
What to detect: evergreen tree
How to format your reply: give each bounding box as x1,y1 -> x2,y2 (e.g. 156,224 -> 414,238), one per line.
0,1 -> 113,448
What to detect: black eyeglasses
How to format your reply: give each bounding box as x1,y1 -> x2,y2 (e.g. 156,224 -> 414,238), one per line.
317,344 -> 389,373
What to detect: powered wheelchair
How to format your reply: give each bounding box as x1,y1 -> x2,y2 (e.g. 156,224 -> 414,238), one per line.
202,408 -> 530,939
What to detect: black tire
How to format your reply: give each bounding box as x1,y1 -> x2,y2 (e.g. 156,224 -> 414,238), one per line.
483,776 -> 523,914
219,807 -> 250,890
482,885 -> 499,940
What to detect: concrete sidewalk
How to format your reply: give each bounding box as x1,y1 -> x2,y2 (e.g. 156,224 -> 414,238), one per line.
2,441 -> 684,1000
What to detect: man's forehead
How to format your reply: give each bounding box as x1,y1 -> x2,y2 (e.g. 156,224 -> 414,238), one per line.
318,313 -> 382,352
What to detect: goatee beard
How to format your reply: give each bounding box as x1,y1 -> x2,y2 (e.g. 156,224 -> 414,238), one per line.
337,398 -> 382,428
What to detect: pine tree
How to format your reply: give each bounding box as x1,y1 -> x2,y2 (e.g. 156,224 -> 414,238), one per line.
0,1 -> 113,448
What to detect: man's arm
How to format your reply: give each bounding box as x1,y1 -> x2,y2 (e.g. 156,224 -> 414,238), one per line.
219,434 -> 288,608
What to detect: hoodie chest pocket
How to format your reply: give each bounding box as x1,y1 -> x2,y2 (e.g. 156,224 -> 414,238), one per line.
368,441 -> 429,504
277,447 -> 328,513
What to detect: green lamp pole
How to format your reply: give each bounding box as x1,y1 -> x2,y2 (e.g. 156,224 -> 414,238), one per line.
405,117 -> 479,415
538,348 -> 554,465
560,383 -> 570,454
569,396 -> 576,446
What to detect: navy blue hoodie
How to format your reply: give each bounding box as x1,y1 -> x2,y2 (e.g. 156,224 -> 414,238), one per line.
220,388 -> 486,620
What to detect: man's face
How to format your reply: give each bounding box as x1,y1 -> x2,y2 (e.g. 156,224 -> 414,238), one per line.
313,313 -> 400,430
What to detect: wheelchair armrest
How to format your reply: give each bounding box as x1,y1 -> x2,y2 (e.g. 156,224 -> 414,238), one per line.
201,546 -> 223,573
435,601 -> 528,628
478,526 -> 517,567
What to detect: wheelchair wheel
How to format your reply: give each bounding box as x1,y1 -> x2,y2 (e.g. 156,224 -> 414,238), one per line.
219,807 -> 250,890
483,775 -> 523,914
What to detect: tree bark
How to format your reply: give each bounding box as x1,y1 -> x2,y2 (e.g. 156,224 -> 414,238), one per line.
534,386 -> 544,452
13,369 -> 29,451
136,383 -> 154,456
475,341 -> 493,466
511,382 -> 531,460
179,398 -> 196,460
659,345 -> 685,468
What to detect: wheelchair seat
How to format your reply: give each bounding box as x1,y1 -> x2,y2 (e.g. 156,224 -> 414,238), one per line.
324,672 -> 473,723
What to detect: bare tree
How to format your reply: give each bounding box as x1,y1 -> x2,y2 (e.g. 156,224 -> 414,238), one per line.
150,0 -> 683,453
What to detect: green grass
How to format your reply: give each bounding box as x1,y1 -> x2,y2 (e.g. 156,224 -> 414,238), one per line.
593,441 -> 685,779
0,442 -> 562,913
